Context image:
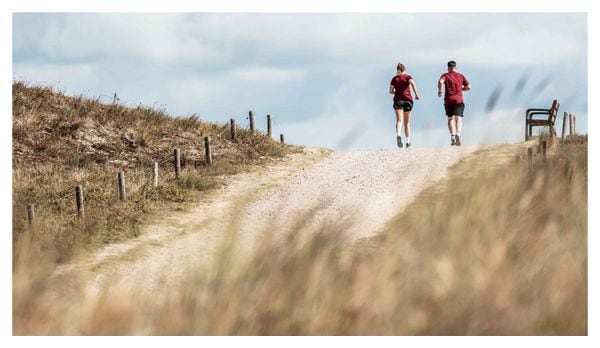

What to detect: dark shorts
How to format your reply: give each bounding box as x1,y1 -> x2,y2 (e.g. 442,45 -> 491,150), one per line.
444,102 -> 465,117
393,100 -> 413,111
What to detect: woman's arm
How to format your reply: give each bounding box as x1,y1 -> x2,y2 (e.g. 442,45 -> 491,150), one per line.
409,79 -> 420,100
389,85 -> 395,95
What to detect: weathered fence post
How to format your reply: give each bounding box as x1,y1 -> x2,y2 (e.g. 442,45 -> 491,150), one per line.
174,148 -> 181,179
118,171 -> 126,202
569,113 -> 573,136
573,114 -> 576,135
205,136 -> 213,165
542,141 -> 547,162
152,162 -> 158,187
280,133 -> 285,144
561,112 -> 568,140
267,114 -> 272,137
76,185 -> 84,220
249,111 -> 255,132
230,118 -> 236,141
527,147 -> 533,170
27,204 -> 35,229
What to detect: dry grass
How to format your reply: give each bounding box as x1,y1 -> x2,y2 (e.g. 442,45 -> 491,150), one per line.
12,133 -> 587,335
12,81 -> 294,261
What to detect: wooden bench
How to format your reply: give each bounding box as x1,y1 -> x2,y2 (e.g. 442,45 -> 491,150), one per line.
525,99 -> 559,140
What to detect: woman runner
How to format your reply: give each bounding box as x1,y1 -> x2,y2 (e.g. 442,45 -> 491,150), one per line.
389,63 -> 420,148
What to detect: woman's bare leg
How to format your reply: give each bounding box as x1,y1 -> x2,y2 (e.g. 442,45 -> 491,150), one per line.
395,109 -> 404,136
395,108 -> 404,147
403,111 -> 411,139
395,109 -> 403,135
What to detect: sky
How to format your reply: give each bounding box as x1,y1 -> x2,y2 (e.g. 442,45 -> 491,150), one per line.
12,12 -> 587,150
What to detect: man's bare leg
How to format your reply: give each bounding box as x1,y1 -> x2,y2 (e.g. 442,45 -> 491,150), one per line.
455,115 -> 462,146
448,116 -> 456,134
448,116 -> 457,146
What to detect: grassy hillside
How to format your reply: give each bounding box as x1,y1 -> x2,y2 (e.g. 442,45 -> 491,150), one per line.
12,81 -> 294,260
13,133 -> 587,335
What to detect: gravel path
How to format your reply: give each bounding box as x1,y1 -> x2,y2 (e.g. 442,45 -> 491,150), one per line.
237,147 -> 477,242
51,146 -> 477,295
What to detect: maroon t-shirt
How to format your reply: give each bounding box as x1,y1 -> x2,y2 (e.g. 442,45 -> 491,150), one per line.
440,71 -> 469,105
390,74 -> 413,101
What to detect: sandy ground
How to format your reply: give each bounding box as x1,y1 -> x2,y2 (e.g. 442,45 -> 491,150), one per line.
51,145 -> 481,295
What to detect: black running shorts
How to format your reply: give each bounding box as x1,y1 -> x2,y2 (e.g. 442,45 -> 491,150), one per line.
393,100 -> 413,111
445,102 -> 465,117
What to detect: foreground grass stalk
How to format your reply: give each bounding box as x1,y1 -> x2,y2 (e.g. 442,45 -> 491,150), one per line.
13,135 -> 587,335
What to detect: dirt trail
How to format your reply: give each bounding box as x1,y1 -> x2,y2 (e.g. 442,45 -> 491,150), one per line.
51,145 -> 489,294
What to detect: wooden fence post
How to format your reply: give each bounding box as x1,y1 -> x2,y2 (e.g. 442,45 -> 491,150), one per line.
118,171 -> 126,202
76,185 -> 84,220
569,113 -> 573,136
205,136 -> 213,165
280,133 -> 285,144
174,148 -> 181,179
230,118 -> 236,141
249,111 -> 255,132
27,204 -> 35,229
152,162 -> 158,187
527,147 -> 533,170
267,114 -> 272,137
561,112 -> 567,140
542,141 -> 547,162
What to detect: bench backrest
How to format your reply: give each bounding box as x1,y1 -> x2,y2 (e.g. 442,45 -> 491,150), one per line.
549,99 -> 559,125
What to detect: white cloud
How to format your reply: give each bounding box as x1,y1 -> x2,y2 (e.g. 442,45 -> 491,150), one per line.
279,76 -> 398,150
466,107 -> 526,144
231,67 -> 305,83
165,66 -> 307,114
12,62 -> 95,91
184,13 -> 585,68
24,14 -> 226,64
412,27 -> 583,67
14,13 -> 586,68
280,115 -> 380,150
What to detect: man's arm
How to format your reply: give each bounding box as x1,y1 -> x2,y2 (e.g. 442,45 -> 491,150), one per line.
409,79 -> 420,100
389,85 -> 395,95
462,76 -> 471,91
438,78 -> 445,97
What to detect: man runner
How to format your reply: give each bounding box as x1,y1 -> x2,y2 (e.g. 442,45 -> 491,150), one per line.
438,60 -> 471,146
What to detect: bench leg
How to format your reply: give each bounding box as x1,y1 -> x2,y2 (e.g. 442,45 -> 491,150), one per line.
525,121 -> 529,140
528,124 -> 533,139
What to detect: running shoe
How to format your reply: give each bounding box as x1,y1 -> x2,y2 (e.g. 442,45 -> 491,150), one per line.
455,135 -> 461,146
406,142 -> 411,149
451,136 -> 456,146
397,136 -> 403,148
